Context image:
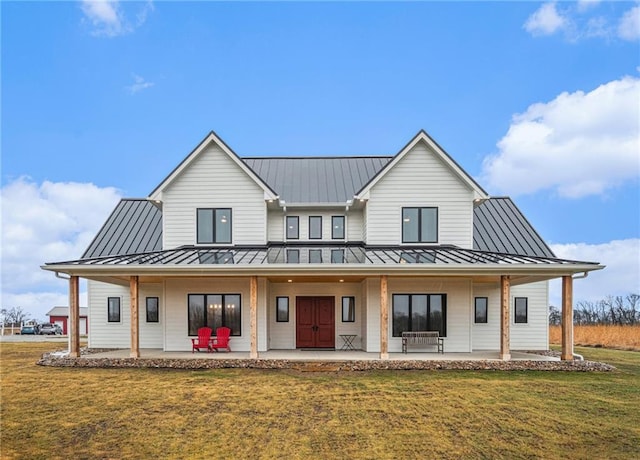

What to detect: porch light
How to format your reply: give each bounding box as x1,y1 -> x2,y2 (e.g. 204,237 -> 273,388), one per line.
287,279 -> 292,283
339,279 -> 344,283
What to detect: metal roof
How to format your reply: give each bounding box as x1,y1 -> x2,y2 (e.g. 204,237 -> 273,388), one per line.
473,198 -> 555,258
243,157 -> 392,203
82,199 -> 162,258
46,306 -> 89,317
50,244 -> 598,269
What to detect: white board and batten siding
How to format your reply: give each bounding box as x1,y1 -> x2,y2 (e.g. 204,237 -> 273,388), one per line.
268,281 -> 362,350
365,142 -> 474,248
472,281 -> 549,351
162,144 -> 268,249
87,280 -> 164,349
266,209 -> 364,242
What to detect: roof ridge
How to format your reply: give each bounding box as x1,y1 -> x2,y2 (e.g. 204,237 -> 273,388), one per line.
242,155 -> 394,160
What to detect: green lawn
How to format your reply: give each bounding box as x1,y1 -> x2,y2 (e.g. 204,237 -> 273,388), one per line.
1,343 -> 639,459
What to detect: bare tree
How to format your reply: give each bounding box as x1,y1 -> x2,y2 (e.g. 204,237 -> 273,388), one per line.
550,293 -> 640,325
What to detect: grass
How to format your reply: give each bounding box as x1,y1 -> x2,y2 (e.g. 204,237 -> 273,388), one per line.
1,343 -> 639,459
550,325 -> 640,350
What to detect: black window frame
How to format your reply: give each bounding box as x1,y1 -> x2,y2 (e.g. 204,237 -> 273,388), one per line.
342,297 -> 355,322
107,297 -> 121,323
146,297 -> 159,323
331,249 -> 345,263
309,216 -> 322,240
187,293 -> 242,336
402,207 -> 438,243
286,249 -> 300,263
474,297 -> 488,324
196,208 -> 232,244
392,293 -> 447,337
514,297 -> 528,324
331,216 -> 345,240
286,216 -> 299,240
309,249 -> 323,263
276,297 -> 289,322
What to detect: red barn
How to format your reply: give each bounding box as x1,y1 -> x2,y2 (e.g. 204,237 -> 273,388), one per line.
46,306 -> 89,335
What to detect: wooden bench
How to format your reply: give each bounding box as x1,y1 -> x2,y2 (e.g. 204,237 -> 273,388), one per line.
401,331 -> 444,354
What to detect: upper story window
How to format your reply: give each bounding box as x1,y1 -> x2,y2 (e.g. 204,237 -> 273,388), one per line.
332,216 -> 345,240
197,208 -> 231,244
286,216 -> 299,240
402,207 -> 438,243
309,216 -> 322,239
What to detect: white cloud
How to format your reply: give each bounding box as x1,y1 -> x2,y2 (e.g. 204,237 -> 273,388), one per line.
481,75 -> 640,198
549,239 -> 640,306
524,2 -> 568,36
126,74 -> 155,94
618,6 -> 640,41
1,178 -> 121,319
80,0 -> 153,38
524,1 -> 639,42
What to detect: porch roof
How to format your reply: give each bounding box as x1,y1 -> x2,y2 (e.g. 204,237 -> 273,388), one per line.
43,244 -> 603,278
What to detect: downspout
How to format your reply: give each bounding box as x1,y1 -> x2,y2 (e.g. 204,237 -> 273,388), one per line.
55,272 -> 72,355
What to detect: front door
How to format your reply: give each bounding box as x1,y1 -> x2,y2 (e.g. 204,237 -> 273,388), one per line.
296,296 -> 335,348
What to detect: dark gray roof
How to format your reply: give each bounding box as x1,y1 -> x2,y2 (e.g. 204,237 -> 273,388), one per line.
82,199 -> 162,258
51,244 -> 597,268
473,198 -> 554,258
243,157 -> 392,203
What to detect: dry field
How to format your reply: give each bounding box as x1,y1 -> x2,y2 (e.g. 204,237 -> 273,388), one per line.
550,325 -> 640,350
1,343 -> 639,459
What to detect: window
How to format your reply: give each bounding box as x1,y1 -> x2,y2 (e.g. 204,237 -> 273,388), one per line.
188,294 -> 241,336
286,216 -> 299,239
276,297 -> 289,322
331,249 -> 344,263
309,249 -> 322,263
309,216 -> 322,239
392,294 -> 446,337
287,249 -> 300,263
146,297 -> 159,323
197,208 -> 232,244
332,216 -> 345,240
474,297 -> 488,324
402,207 -> 438,243
342,297 -> 355,322
515,297 -> 528,324
107,297 -> 121,322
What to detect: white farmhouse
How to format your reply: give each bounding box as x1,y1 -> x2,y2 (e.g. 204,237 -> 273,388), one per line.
42,130 -> 603,360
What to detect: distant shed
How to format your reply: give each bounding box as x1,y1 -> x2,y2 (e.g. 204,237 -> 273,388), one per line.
46,306 -> 89,335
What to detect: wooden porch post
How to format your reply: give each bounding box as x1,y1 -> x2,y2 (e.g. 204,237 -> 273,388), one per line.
500,275 -> 511,361
130,276 -> 140,358
69,276 -> 80,358
250,275 -> 258,359
380,275 -> 389,359
561,275 -> 574,361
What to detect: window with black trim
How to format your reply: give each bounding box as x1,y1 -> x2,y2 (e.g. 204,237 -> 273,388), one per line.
514,297 -> 528,324
197,208 -> 232,244
276,297 -> 289,322
474,297 -> 488,323
286,216 -> 299,239
309,216 -> 322,239
146,297 -> 159,323
331,249 -> 344,263
342,297 -> 355,322
392,294 -> 446,337
287,249 -> 300,263
188,294 -> 241,336
402,207 -> 438,243
309,249 -> 322,263
332,216 -> 345,239
108,297 -> 121,322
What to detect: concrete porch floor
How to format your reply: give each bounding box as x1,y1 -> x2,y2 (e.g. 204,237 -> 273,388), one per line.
84,349 -> 559,362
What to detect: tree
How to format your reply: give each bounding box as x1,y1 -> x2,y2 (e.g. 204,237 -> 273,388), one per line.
550,293 -> 640,325
0,307 -> 29,327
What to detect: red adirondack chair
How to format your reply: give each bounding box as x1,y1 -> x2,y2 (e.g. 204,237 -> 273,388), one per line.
210,327 -> 231,352
191,327 -> 213,353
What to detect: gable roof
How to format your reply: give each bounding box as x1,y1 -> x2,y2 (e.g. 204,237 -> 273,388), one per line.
148,131 -> 278,201
46,306 -> 89,317
82,199 -> 162,258
355,130 -> 488,200
243,156 -> 391,204
473,197 -> 555,258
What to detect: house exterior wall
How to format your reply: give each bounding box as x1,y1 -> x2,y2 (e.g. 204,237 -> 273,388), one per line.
267,209 -> 364,242
162,144 -> 267,249
365,141 -> 474,248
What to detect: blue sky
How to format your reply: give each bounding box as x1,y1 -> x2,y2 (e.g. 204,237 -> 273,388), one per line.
2,1 -> 639,321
